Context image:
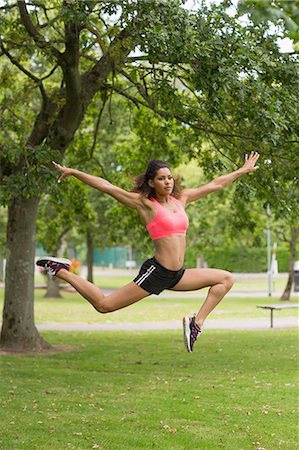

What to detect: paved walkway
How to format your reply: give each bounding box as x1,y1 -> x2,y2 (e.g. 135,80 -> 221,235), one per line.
37,316 -> 298,332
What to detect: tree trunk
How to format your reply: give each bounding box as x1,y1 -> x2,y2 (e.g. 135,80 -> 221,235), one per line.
0,196 -> 51,351
44,246 -> 62,298
45,275 -> 62,298
280,226 -> 298,301
87,229 -> 94,283
0,254 -> 4,282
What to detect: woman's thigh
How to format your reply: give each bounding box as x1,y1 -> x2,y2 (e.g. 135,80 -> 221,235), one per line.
102,281 -> 151,312
171,268 -> 233,291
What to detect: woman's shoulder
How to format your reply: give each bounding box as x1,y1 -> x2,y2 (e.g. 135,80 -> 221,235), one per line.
138,194 -> 156,209
171,193 -> 187,208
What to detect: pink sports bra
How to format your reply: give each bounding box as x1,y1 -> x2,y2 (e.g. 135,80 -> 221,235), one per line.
146,196 -> 189,240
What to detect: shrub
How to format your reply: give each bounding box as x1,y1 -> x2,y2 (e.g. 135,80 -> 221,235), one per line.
185,246 -> 292,272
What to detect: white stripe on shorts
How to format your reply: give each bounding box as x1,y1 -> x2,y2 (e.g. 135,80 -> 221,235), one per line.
135,264 -> 156,286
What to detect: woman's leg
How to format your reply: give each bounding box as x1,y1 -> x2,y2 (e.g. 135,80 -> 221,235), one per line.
56,269 -> 150,313
171,268 -> 234,327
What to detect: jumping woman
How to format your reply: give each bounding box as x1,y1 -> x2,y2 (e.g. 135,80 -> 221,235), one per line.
37,152 -> 260,352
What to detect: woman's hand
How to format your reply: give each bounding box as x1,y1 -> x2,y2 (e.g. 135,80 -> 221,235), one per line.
52,161 -> 73,183
241,151 -> 260,173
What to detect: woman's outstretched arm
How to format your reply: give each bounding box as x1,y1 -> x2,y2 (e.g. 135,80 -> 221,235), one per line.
52,161 -> 142,209
180,152 -> 260,205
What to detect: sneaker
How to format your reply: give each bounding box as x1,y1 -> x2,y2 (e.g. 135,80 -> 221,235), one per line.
36,257 -> 71,277
183,316 -> 202,352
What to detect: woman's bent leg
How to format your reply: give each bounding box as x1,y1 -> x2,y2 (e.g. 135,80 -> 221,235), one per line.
171,268 -> 234,327
56,269 -> 150,313
194,273 -> 234,327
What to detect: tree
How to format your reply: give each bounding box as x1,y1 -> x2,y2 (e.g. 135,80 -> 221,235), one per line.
0,207 -> 7,282
36,177 -> 94,296
0,0 -> 298,351
270,183 -> 299,300
279,225 -> 298,301
237,0 -> 299,298
238,0 -> 299,44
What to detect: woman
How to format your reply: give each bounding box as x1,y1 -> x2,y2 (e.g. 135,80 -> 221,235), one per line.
37,152 -> 260,352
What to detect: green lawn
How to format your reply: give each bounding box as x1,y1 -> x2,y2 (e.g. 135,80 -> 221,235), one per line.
0,330 -> 298,449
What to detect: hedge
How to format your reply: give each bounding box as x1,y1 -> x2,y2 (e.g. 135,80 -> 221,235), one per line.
185,246 -> 292,273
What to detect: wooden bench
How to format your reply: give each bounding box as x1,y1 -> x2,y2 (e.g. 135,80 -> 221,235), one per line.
257,303 -> 299,328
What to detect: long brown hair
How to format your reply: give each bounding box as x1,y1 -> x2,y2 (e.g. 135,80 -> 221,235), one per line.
132,160 -> 182,198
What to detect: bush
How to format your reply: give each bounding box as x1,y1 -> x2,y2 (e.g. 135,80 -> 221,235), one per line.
204,247 -> 267,272
184,246 -> 292,273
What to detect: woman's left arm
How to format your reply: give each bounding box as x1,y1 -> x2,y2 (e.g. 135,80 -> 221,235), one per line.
180,152 -> 260,205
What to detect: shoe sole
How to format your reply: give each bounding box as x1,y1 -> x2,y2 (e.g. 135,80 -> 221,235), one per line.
36,256 -> 71,267
183,316 -> 192,352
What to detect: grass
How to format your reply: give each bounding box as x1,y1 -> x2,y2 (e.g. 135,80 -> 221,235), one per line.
0,276 -> 298,449
0,330 -> 298,449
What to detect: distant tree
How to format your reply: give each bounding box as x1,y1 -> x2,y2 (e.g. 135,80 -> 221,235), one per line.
36,177 -> 93,296
279,225 -> 298,301
0,208 -> 7,282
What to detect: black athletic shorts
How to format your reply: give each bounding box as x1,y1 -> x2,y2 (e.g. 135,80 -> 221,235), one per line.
133,257 -> 185,295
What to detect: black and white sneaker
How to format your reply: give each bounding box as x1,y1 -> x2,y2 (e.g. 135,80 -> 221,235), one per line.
183,316 -> 202,352
36,257 -> 71,277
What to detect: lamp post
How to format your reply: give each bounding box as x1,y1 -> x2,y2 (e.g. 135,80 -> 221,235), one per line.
266,205 -> 272,297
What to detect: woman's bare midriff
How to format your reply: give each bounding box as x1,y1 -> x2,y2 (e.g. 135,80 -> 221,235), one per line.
153,235 -> 186,270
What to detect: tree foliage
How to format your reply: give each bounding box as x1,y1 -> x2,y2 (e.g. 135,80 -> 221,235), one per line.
238,0 -> 299,44
1,0 -> 298,203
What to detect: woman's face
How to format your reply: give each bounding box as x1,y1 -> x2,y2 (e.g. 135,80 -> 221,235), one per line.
149,167 -> 174,195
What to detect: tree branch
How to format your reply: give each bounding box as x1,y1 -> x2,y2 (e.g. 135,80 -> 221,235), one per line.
84,23 -> 107,55
27,1 -> 57,11
81,27 -> 137,105
17,0 -> 62,60
114,66 -> 256,142
39,14 -> 64,30
79,52 -> 97,64
105,84 -> 143,109
1,106 -> 25,124
107,82 -> 256,141
118,67 -> 155,108
41,65 -> 59,81
0,38 -> 30,49
0,41 -> 39,82
89,91 -> 108,159
205,132 -> 237,167
0,41 -> 48,103
58,227 -> 71,243
0,3 -> 17,10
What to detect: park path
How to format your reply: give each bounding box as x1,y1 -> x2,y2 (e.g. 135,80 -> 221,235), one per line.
37,316 -> 298,332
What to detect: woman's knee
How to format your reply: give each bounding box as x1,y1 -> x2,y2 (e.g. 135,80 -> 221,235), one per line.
223,271 -> 234,290
93,298 -> 114,314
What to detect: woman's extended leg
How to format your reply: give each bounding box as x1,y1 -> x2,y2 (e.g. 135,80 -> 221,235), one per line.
172,268 -> 234,327
56,269 -> 150,313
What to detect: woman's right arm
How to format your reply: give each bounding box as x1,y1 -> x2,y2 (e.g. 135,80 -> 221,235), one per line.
52,161 -> 141,209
